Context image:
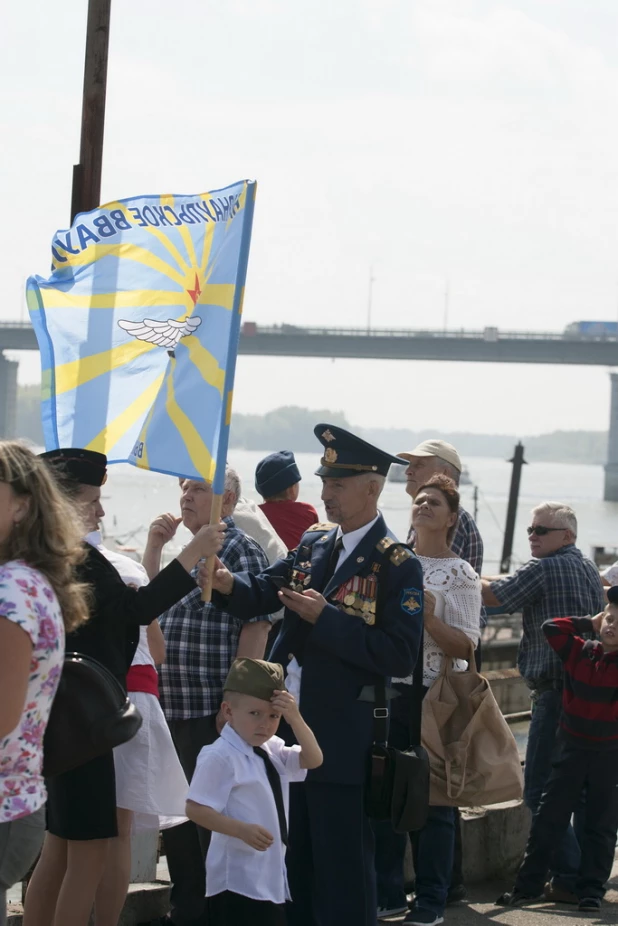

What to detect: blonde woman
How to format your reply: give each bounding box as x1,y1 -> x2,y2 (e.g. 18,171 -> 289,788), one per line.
0,442 -> 89,926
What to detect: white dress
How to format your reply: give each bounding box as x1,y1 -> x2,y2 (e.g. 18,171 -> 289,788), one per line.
393,555 -> 482,688
86,532 -> 188,831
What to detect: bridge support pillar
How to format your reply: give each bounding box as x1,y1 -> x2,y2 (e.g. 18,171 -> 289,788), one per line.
604,372 -> 618,502
0,352 -> 18,439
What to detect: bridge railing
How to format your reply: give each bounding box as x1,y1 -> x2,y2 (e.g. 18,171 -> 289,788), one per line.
250,325 -> 617,342
2,319 -> 617,343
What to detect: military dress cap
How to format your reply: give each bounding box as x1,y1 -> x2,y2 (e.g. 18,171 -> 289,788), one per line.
314,423 -> 407,479
223,658 -> 285,702
39,448 -> 108,487
396,439 -> 462,473
255,450 -> 301,497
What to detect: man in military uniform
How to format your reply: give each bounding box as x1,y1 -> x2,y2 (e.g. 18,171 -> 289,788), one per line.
207,424 -> 424,926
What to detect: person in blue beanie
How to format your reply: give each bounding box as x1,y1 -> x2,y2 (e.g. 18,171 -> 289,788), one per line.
256,451 -> 319,549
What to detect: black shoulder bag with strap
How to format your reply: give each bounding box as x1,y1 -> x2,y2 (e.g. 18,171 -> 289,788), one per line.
43,652 -> 143,778
364,545 -> 430,833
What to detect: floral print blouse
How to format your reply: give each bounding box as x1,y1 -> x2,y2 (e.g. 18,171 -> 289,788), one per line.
0,561 -> 64,822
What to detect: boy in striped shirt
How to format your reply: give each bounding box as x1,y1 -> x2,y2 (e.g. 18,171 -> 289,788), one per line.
498,586 -> 618,913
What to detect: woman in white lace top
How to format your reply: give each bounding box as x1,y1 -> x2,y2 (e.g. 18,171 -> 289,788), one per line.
405,474 -> 481,926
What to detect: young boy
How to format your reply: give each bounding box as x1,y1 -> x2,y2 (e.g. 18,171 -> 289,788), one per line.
186,657 -> 323,926
255,450 -> 319,549
498,586 -> 618,913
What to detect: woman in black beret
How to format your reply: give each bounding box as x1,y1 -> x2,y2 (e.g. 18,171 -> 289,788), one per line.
25,449 -> 224,926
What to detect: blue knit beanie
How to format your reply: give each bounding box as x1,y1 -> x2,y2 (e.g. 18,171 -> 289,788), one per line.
255,450 -> 301,498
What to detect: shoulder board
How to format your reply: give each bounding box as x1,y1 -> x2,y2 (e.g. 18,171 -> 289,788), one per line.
376,536 -> 413,566
305,522 -> 337,532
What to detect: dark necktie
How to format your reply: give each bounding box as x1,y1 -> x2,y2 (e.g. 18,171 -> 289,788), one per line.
254,746 -> 288,847
323,535 -> 344,587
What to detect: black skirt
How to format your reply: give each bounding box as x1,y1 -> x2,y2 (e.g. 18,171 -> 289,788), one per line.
46,751 -> 117,840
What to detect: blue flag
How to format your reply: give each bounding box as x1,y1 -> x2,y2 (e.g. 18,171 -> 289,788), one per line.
27,180 -> 256,490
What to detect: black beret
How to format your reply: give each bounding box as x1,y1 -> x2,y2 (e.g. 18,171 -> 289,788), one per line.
39,448 -> 108,487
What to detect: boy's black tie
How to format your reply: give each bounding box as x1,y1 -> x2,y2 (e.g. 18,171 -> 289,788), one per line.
253,747 -> 288,847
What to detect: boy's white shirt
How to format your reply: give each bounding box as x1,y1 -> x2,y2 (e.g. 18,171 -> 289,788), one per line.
188,722 -> 307,903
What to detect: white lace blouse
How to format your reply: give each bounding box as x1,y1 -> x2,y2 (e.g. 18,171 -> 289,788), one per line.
393,555 -> 482,688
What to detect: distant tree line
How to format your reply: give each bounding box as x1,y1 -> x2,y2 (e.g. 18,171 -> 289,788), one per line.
14,390 -> 609,465
15,385 -> 43,446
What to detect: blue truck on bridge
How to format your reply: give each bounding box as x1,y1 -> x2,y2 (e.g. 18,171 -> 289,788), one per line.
564,321 -> 618,338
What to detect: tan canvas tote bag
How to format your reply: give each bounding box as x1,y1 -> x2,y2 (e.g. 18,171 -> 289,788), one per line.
421,641 -> 523,807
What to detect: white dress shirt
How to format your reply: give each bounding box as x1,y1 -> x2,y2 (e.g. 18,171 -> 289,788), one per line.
333,514 -> 380,570
188,723 -> 307,903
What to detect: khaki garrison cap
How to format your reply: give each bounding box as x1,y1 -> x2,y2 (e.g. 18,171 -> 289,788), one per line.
224,658 -> 285,702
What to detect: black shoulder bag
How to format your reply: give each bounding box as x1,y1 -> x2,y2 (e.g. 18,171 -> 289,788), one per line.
364,553 -> 430,833
43,652 -> 143,778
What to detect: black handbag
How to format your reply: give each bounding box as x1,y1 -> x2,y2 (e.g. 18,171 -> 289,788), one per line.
43,652 -> 143,778
364,552 -> 430,833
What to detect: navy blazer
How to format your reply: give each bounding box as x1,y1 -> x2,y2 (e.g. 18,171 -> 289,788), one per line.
216,513 -> 424,785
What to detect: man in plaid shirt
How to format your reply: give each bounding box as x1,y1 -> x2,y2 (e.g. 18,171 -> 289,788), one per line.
482,501 -> 605,905
143,467 -> 272,926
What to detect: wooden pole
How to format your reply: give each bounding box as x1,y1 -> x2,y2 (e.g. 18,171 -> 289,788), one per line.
71,0 -> 112,222
202,494 -> 223,602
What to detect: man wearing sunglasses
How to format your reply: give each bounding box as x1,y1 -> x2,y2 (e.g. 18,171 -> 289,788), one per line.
482,502 -> 605,906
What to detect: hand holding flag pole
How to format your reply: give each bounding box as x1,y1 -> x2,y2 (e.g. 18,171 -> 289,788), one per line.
201,183 -> 257,602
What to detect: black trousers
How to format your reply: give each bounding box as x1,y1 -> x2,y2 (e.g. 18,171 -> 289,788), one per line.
515,739 -> 618,900
287,781 -> 376,926
162,714 -> 218,926
209,890 -> 286,926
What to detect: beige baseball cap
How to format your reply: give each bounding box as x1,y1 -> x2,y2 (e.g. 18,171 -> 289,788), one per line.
397,440 -> 462,473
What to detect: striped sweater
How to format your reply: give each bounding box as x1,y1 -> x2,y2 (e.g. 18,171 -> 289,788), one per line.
543,617 -> 618,749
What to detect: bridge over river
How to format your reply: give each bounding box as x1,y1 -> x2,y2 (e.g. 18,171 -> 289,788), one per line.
2,320 -> 618,498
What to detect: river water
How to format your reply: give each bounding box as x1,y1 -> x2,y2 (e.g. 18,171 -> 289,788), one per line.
99,451 -> 618,570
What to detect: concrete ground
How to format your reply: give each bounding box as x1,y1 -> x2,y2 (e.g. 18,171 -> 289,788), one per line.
382,856 -> 618,926
8,852 -> 618,925
393,884 -> 618,926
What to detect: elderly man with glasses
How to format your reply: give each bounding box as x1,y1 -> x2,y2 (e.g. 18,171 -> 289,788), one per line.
482,502 -> 605,906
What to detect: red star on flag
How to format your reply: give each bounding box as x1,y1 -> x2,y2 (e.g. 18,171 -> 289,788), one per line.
186,273 -> 201,305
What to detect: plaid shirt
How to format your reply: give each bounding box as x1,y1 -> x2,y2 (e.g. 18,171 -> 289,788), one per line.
407,505 -> 486,624
159,516 -> 272,720
490,544 -> 606,684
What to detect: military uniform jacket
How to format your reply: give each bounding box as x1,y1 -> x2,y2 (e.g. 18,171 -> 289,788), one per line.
215,513 -> 424,785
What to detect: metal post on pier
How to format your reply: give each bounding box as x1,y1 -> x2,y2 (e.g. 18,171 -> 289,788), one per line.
70,0 -> 112,223
500,443 -> 527,574
473,484 -> 479,522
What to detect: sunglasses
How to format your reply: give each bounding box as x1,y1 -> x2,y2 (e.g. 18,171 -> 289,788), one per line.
527,526 -> 565,537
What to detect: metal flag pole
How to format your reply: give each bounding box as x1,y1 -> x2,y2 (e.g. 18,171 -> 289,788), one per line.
500,442 -> 527,574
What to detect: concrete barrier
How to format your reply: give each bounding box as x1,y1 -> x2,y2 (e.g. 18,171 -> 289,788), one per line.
486,668 -> 531,715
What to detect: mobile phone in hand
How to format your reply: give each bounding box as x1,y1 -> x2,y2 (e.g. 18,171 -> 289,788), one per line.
271,575 -> 291,590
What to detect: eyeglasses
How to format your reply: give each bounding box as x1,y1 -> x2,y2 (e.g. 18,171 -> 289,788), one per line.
526,526 -> 565,537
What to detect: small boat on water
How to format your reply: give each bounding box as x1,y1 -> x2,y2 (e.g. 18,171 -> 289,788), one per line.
388,463 -> 472,485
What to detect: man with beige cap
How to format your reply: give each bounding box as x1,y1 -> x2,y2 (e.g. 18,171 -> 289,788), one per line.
398,439 -> 483,579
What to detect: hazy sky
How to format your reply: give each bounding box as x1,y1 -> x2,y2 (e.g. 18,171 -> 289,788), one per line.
3,0 -> 618,435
